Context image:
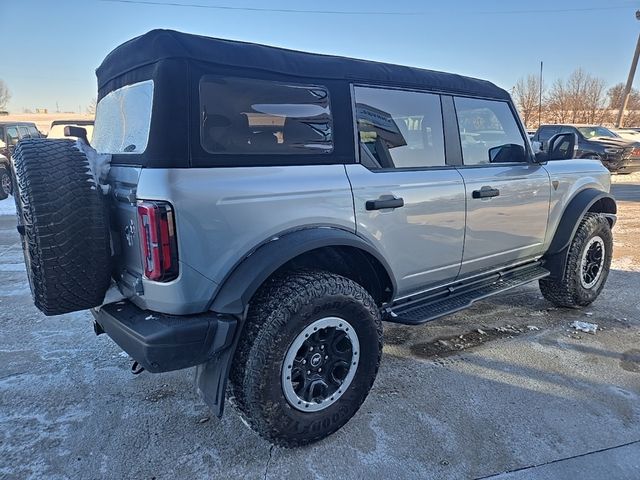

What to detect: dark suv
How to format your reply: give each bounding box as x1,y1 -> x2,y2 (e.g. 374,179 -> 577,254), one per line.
532,124 -> 640,173
0,122 -> 43,198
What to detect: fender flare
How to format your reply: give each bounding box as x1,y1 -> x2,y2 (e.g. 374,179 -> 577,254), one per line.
209,226 -> 396,315
546,188 -> 616,255
544,188 -> 616,279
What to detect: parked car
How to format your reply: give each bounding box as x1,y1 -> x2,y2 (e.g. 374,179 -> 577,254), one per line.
612,128 -> 640,142
0,121 -> 43,198
47,119 -> 94,141
12,30 -> 617,447
532,124 -> 640,173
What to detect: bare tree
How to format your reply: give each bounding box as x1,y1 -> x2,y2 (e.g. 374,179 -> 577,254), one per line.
607,83 -> 640,126
86,97 -> 97,115
546,69 -> 607,124
0,79 -> 10,111
513,74 -> 543,128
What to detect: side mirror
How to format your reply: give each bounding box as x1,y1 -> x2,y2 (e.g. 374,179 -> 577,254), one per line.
64,125 -> 90,145
546,132 -> 577,160
488,143 -> 526,163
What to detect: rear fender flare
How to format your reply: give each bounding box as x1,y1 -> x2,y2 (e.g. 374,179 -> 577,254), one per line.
209,226 -> 396,315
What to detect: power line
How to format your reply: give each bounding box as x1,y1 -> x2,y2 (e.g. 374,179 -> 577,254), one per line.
97,0 -> 636,16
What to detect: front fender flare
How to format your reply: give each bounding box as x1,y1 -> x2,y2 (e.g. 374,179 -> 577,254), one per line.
209,227 -> 396,315
544,188 -> 616,280
547,188 -> 616,255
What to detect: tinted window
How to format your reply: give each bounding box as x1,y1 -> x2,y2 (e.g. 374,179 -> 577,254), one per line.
354,86 -> 445,169
18,126 -> 30,138
454,97 -> 525,165
27,126 -> 40,138
200,76 -> 332,155
537,126 -> 560,142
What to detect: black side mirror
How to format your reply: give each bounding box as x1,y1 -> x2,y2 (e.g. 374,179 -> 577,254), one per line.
488,143 -> 526,163
546,132 -> 577,160
64,126 -> 90,145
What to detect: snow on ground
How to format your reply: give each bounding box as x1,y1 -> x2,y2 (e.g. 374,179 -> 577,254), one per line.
0,197 -> 16,216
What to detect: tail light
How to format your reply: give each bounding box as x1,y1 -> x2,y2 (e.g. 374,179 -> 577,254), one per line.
630,147 -> 640,157
137,201 -> 179,282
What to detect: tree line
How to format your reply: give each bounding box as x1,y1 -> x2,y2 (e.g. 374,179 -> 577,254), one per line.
513,68 -> 640,129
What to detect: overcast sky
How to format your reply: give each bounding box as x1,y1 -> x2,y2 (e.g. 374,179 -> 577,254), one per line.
2,0 -> 639,112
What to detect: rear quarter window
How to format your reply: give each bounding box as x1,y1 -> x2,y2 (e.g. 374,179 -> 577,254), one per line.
92,80 -> 154,155
199,76 -> 333,155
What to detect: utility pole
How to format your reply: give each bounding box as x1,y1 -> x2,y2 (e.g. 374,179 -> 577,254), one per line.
616,10 -> 640,128
538,61 -> 543,128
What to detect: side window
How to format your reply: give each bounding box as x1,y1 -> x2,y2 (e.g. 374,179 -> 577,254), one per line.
199,76 -> 332,155
538,126 -> 560,142
18,126 -> 30,139
454,97 -> 526,165
353,86 -> 445,169
6,126 -> 19,145
28,126 -> 40,138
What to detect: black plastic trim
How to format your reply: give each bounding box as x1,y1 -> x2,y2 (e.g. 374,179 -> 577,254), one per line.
209,227 -> 397,314
441,95 -> 463,166
92,301 -> 237,373
546,189 -> 617,255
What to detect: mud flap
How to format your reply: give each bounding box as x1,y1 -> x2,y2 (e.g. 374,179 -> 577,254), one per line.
195,313 -> 245,417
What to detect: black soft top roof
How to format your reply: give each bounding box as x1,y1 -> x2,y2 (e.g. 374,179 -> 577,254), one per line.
97,29 -> 509,100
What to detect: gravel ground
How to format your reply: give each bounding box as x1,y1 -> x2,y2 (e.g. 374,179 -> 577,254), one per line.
0,174 -> 639,479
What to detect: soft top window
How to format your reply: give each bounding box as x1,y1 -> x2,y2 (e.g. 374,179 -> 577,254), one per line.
92,80 -> 154,155
199,76 -> 333,155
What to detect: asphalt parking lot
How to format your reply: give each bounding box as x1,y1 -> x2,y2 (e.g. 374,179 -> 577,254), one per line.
1,175 -> 639,479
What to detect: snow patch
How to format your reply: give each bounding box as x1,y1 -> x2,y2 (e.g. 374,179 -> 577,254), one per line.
0,198 -> 16,216
571,320 -> 598,334
74,140 -> 111,192
0,263 -> 26,272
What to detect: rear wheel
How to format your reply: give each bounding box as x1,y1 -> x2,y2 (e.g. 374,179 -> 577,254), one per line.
229,270 -> 382,447
0,164 -> 11,200
540,213 -> 612,307
13,139 -> 112,315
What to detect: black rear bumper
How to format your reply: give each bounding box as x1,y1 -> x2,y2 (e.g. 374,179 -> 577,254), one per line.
91,301 -> 237,373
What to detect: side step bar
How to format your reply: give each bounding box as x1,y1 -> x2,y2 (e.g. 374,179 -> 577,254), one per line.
386,263 -> 550,325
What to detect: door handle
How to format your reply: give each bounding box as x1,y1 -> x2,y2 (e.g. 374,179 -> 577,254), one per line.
472,186 -> 500,199
365,196 -> 405,210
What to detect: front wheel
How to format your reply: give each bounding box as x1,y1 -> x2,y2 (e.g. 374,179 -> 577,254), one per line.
540,213 -> 613,307
0,164 -> 11,200
229,270 -> 382,447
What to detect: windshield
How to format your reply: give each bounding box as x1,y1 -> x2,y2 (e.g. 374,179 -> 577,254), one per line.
578,126 -> 618,139
92,80 -> 153,154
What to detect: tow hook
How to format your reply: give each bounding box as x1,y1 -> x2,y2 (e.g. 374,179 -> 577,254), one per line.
131,361 -> 145,375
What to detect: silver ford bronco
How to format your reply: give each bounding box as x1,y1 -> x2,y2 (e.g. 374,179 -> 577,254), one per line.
12,30 -> 616,447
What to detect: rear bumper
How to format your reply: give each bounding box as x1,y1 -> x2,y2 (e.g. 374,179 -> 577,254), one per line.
91,301 -> 237,373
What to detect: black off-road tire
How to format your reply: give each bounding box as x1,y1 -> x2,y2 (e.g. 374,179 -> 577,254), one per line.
12,139 -> 112,316
0,164 -> 11,200
540,213 -> 613,308
229,270 -> 383,447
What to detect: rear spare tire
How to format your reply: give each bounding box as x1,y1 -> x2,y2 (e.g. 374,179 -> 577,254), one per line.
13,139 -> 112,315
